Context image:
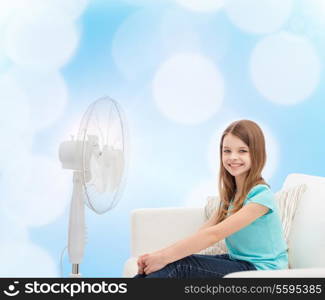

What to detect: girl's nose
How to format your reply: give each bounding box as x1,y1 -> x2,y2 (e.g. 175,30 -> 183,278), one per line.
230,153 -> 238,160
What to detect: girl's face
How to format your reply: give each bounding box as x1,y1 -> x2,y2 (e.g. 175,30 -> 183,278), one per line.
222,133 -> 251,178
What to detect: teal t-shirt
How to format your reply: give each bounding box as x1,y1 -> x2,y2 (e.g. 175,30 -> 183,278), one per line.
225,184 -> 289,270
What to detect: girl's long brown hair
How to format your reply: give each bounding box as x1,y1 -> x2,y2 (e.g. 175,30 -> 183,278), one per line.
216,120 -> 269,224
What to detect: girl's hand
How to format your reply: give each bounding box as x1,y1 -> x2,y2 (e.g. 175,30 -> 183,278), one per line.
137,254 -> 148,274
141,251 -> 169,275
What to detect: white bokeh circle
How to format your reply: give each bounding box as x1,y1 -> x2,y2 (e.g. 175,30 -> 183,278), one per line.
174,0 -> 224,12
0,209 -> 29,244
0,73 -> 34,171
0,72 -> 31,132
1,155 -> 71,227
225,0 -> 293,34
207,117 -> 279,182
6,67 -> 68,130
160,9 -> 231,62
111,9 -> 164,80
1,0 -> 88,28
0,28 -> 10,71
44,0 -> 89,20
153,53 -> 224,124
160,10 -> 201,56
120,0 -> 166,6
0,0 -> 20,29
0,242 -> 58,277
0,134 -> 34,174
184,178 -> 218,207
4,12 -> 79,71
250,32 -> 321,105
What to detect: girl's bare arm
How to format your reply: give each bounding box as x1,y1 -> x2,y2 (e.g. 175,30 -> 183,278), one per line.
158,203 -> 269,264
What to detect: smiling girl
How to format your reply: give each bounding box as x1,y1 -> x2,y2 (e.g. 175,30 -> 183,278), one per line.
134,120 -> 288,278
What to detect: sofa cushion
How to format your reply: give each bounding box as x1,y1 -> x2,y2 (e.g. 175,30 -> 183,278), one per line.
275,184 -> 307,246
199,196 -> 227,255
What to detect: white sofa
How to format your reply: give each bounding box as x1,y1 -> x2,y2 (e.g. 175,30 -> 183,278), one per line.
123,173 -> 325,277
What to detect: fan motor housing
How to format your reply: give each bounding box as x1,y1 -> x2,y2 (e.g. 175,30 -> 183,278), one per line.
59,140 -> 84,171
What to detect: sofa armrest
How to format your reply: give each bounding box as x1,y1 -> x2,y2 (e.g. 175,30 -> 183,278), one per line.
223,268 -> 325,278
123,257 -> 138,277
131,207 -> 205,257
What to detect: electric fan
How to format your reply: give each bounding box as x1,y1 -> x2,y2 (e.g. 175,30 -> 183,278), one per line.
58,96 -> 128,277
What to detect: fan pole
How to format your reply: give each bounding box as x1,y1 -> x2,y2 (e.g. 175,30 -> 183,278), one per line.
68,171 -> 86,277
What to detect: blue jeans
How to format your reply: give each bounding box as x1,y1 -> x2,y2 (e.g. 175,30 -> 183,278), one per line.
133,254 -> 256,278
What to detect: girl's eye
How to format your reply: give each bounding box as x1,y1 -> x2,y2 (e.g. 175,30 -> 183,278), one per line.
223,150 -> 248,153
